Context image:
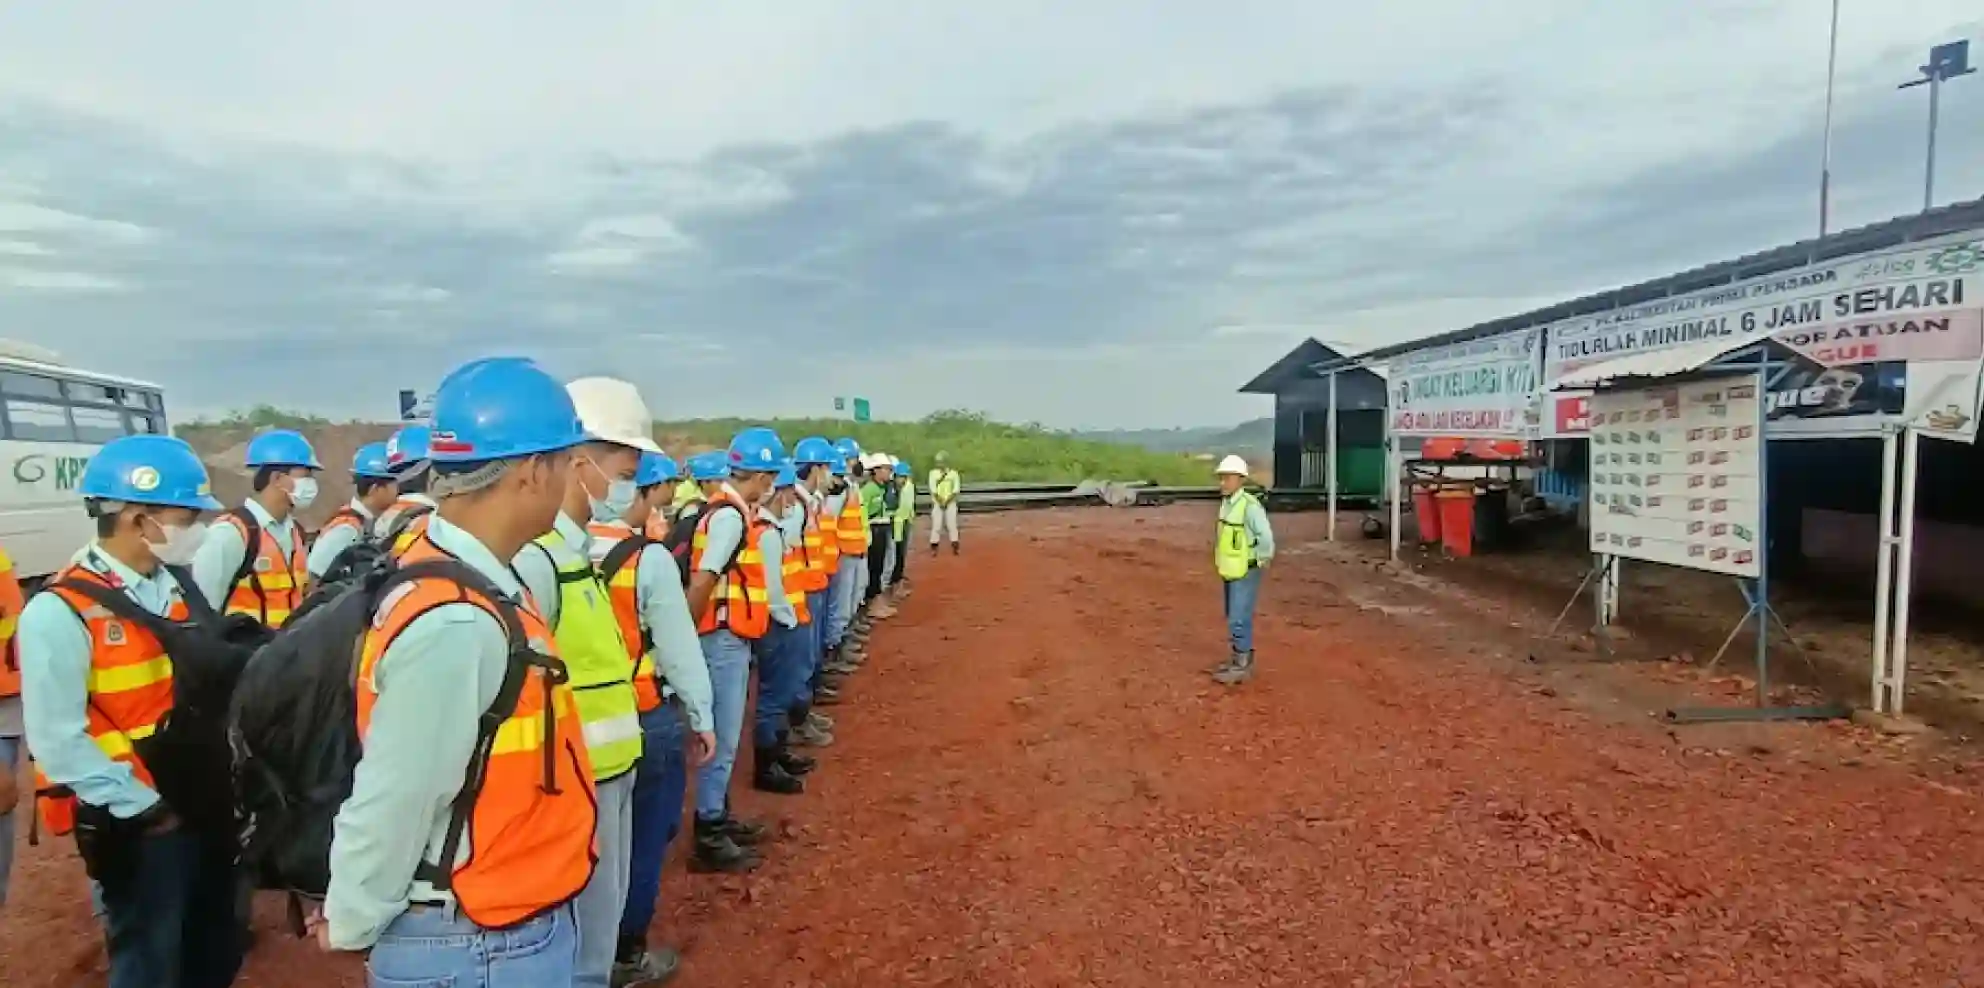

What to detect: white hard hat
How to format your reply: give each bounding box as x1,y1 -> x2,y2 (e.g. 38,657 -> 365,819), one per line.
566,377 -> 664,454
1215,454 -> 1250,476
860,452 -> 887,470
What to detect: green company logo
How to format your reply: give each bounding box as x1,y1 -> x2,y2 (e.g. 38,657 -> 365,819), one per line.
1926,242 -> 1982,275
13,453 -> 92,490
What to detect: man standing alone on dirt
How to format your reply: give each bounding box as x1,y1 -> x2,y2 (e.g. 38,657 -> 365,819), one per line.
928,453 -> 961,555
1211,455 -> 1273,685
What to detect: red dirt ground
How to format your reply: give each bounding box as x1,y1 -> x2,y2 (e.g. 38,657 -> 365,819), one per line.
4,505 -> 1983,986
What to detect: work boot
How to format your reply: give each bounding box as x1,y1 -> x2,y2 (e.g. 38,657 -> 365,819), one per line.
792,720 -> 836,747
823,656 -> 858,676
775,735 -> 817,775
870,599 -> 898,620
806,711 -> 835,731
952,542 -> 961,556
1209,650 -> 1243,675
930,544 -> 940,557
1212,650 -> 1256,686
613,936 -> 681,988
753,747 -> 806,794
714,812 -> 768,846
690,819 -> 762,873
815,684 -> 845,706
818,672 -> 848,693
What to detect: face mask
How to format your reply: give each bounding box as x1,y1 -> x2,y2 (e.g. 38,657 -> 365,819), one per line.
583,458 -> 638,523
288,476 -> 319,510
144,518 -> 210,566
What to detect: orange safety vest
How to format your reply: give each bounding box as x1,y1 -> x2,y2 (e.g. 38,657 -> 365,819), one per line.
0,547 -> 23,698
791,497 -> 832,593
587,522 -> 662,714
34,563 -> 187,837
835,483 -> 869,556
359,535 -> 599,929
813,492 -> 841,578
779,529 -> 811,625
690,493 -> 772,640
319,506 -> 370,546
220,511 -> 308,628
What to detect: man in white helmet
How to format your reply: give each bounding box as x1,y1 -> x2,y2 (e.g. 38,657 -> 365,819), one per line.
1211,455 -> 1273,685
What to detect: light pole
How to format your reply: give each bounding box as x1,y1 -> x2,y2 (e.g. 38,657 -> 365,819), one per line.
1818,0 -> 1840,237
1899,39 -> 1975,212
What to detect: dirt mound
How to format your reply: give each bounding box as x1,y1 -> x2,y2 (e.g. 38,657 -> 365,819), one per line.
181,423 -> 395,528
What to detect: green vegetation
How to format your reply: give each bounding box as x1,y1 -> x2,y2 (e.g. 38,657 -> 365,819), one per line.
175,407 -> 1215,484
659,411 -> 1213,484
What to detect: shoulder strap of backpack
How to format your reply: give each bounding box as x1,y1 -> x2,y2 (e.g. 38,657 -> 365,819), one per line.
381,502 -> 433,546
382,559 -> 544,892
597,534 -> 649,584
49,575 -> 181,641
224,506 -> 263,593
163,564 -> 225,626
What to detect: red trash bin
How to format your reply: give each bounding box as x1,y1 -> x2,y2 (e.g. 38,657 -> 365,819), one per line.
1437,488 -> 1478,557
1411,486 -> 1442,544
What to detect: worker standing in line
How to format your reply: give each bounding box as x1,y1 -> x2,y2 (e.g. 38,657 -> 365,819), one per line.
19,435 -> 244,987
1211,455 -> 1274,686
642,456 -> 683,541
889,458 -> 914,599
860,455 -> 899,619
928,452 -> 962,555
589,450 -> 716,987
750,461 -> 812,796
0,544 -> 24,908
322,356 -> 596,984
828,439 -> 871,664
192,429 -> 320,627
660,453 -> 724,561
668,471 -> 703,525
788,438 -> 842,746
375,424 -> 438,548
684,434 -> 784,872
508,377 -> 657,988
305,442 -> 399,579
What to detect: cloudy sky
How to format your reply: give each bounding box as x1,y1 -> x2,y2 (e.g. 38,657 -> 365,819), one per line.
1,3 -> 1981,428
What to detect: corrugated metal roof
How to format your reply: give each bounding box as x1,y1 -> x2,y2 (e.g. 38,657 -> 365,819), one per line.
1550,336 -> 1786,390
1351,194 -> 1984,366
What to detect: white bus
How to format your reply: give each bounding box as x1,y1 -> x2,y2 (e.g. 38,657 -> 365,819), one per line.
0,341 -> 169,585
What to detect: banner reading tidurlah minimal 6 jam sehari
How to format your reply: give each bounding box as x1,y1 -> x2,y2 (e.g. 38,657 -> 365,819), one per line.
1388,329 -> 1544,438
1544,234 -> 1984,442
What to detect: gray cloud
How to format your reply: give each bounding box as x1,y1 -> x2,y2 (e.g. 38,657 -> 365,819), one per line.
1,10 -> 1981,428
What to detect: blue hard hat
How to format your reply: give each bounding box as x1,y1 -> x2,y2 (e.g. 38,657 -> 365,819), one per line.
833,437 -> 863,460
427,357 -> 587,464
386,425 -> 432,471
687,450 -> 731,482
728,427 -> 787,474
897,460 -> 912,477
245,429 -> 323,470
829,458 -> 847,477
637,451 -> 679,488
81,435 -> 224,512
773,459 -> 798,488
352,442 -> 394,479
793,436 -> 838,466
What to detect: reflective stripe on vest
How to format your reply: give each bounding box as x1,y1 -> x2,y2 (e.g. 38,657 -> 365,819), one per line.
358,534 -> 598,928
689,494 -> 772,640
35,565 -> 187,835
536,528 -> 644,781
222,513 -> 307,628
587,523 -> 662,715
780,536 -> 811,624
836,486 -> 869,555
1214,492 -> 1260,581
792,499 -> 831,593
813,493 -> 841,577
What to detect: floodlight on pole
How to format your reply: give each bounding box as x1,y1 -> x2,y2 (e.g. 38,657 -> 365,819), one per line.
1898,39 -> 1975,213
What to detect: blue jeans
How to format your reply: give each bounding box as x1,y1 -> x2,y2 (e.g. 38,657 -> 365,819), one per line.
99,827 -> 243,988
1223,567 -> 1263,654
571,772 -> 634,988
694,631 -> 753,820
752,622 -> 813,748
367,903 -> 577,988
620,703 -> 687,943
0,736 -> 19,908
827,559 -> 863,647
806,590 -> 828,679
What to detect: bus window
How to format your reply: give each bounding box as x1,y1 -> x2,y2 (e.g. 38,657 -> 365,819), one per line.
0,371 -> 64,400
68,382 -> 120,405
129,411 -> 163,434
4,398 -> 75,442
71,405 -> 127,443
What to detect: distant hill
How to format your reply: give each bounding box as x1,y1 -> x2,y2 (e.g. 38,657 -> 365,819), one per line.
1077,417 -> 1272,455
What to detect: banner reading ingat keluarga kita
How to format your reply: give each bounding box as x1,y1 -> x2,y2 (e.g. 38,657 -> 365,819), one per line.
1543,233 -> 1984,442
1388,329 -> 1543,438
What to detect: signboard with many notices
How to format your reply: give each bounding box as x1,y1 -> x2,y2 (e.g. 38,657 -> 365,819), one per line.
1587,374 -> 1764,579
1545,235 -> 1984,442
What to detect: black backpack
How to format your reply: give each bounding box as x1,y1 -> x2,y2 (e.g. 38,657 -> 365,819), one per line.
46,564 -> 269,834
300,503 -> 434,612
229,558 -> 550,910
660,505 -> 703,587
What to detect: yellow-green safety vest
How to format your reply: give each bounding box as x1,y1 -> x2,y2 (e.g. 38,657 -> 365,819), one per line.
1214,492 -> 1261,581
536,528 -> 644,782
892,479 -> 915,540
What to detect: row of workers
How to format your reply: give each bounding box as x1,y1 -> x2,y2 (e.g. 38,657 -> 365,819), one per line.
6,356 -> 951,987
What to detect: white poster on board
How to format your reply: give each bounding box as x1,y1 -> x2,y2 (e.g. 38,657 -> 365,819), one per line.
1388,329 -> 1544,438
1587,373 -> 1765,579
1543,235 -> 1984,441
